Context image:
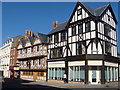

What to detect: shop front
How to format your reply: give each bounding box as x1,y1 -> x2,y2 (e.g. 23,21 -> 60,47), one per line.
9,66 -> 20,79
47,60 -> 119,84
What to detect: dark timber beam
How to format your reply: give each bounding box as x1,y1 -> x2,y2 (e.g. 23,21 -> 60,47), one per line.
46,61 -> 48,82
101,60 -> 105,84
85,59 -> 88,84
65,60 -> 68,83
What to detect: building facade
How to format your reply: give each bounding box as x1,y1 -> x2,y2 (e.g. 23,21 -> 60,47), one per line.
0,38 -> 14,78
47,2 -> 119,84
0,36 -> 24,78
9,35 -> 24,79
17,30 -> 47,81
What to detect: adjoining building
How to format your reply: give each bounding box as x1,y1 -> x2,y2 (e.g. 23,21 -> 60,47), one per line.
17,30 -> 47,81
0,35 -> 23,78
118,53 -> 120,80
47,2 -> 119,84
9,35 -> 24,79
0,38 -> 13,78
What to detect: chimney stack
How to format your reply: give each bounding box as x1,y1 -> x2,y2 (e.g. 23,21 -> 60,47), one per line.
52,21 -> 58,29
25,30 -> 34,37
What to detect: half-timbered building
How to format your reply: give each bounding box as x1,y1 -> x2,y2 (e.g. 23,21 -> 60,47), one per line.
17,30 -> 47,81
47,2 -> 119,84
9,35 -> 24,79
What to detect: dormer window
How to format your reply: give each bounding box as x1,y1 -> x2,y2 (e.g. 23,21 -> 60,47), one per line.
78,8 -> 82,15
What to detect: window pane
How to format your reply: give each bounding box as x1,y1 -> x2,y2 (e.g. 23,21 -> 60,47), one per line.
78,24 -> 83,34
54,33 -> 59,43
61,31 -> 66,41
77,42 -> 86,55
80,66 -> 85,82
104,25 -> 110,36
78,8 -> 82,15
85,22 -> 90,32
105,41 -> 111,54
72,26 -> 76,36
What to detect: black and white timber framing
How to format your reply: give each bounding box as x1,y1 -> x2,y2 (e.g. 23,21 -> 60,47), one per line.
47,2 -> 120,84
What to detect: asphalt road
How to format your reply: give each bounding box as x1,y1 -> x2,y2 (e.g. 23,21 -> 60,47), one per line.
2,78 -> 68,90
1,78 -> 120,90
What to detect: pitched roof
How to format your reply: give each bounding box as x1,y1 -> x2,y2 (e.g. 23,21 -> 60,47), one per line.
94,4 -> 109,16
48,2 -> 117,35
12,35 -> 24,47
36,33 -> 47,43
48,21 -> 68,35
80,2 -> 109,16
78,2 -> 117,23
27,36 -> 34,44
80,2 -> 94,15
19,39 -> 26,47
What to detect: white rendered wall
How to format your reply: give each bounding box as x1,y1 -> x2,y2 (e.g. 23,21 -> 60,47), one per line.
48,61 -> 65,68
88,60 -> 102,66
0,40 -> 13,78
105,61 -> 118,67
68,61 -> 85,66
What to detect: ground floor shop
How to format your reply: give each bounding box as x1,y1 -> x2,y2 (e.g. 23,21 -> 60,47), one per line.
1,66 -> 10,78
47,60 -> 119,84
18,56 -> 47,81
20,70 -> 46,81
9,66 -> 20,79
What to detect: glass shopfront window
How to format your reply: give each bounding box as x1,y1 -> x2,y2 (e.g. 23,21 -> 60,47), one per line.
104,66 -> 118,82
69,66 -> 85,82
115,68 -> 118,81
112,67 -> 114,81
105,67 -> 111,82
48,68 -> 65,80
80,66 -> 85,82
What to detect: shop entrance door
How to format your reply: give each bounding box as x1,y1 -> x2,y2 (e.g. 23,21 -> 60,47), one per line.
91,70 -> 97,84
89,70 -> 98,84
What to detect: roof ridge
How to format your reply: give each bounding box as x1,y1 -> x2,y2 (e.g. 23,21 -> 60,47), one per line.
37,33 -> 46,35
94,4 -> 109,11
53,20 -> 68,30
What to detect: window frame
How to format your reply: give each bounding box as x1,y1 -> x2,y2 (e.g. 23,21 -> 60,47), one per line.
104,24 -> 111,37
85,21 -> 90,32
105,41 -> 111,55
54,33 -> 59,43
77,8 -> 82,16
49,35 -> 52,43
61,31 -> 66,42
37,45 -> 39,52
72,26 -> 76,36
78,24 -> 83,34
50,47 -> 63,58
77,41 -> 86,55
108,15 -> 110,21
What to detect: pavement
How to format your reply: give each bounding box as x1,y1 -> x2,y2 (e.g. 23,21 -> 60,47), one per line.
1,78 -> 120,90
